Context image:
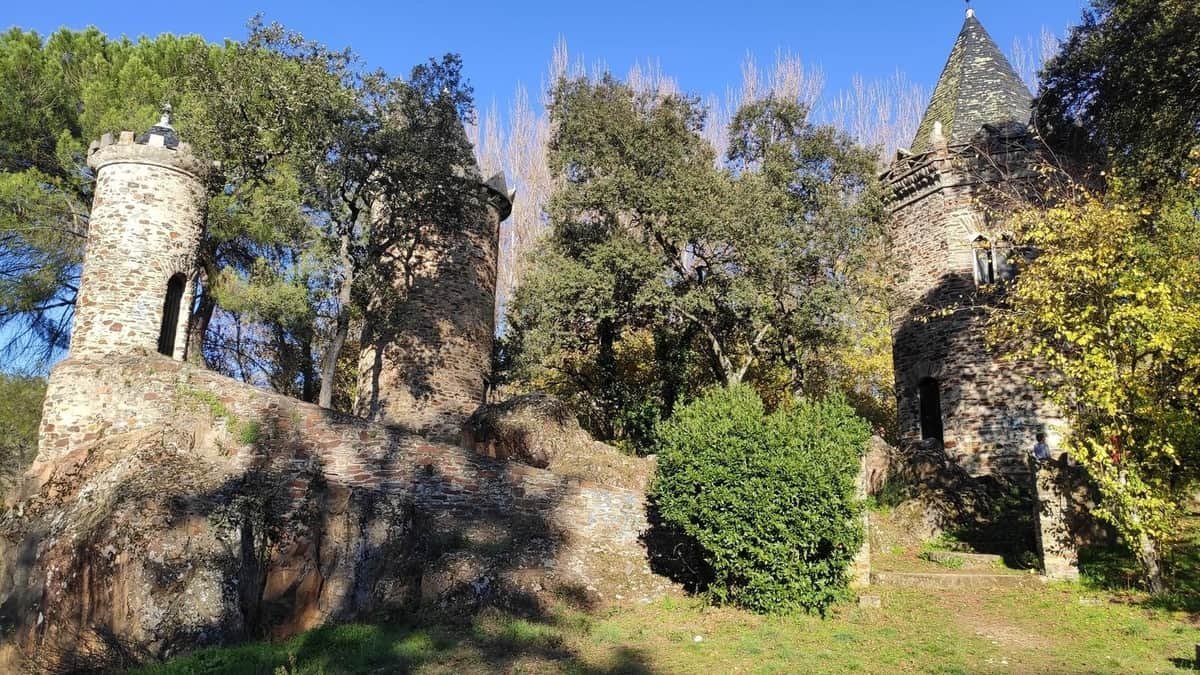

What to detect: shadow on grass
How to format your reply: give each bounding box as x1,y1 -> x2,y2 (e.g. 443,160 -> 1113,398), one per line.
1167,656 -> 1196,671
1078,517 -> 1200,614
137,609 -> 654,675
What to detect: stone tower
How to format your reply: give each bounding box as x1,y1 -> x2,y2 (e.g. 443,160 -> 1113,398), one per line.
33,108 -> 211,471
883,9 -> 1064,476
72,107 -> 211,360
355,162 -> 513,441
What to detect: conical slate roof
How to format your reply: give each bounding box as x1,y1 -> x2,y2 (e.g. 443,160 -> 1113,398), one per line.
910,10 -> 1032,153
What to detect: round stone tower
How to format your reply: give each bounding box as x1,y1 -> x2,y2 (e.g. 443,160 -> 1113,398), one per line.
73,106 -> 211,360
355,171 -> 512,441
883,9 -> 1064,477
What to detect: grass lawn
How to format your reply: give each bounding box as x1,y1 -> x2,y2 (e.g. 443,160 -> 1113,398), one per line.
136,581 -> 1198,674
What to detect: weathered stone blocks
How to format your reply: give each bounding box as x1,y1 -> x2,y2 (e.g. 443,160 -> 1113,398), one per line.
5,355 -> 670,671
884,140 -> 1065,477
72,128 -> 210,361
355,180 -> 510,441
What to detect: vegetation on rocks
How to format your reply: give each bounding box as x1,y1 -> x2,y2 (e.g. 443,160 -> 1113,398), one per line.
0,373 -> 44,490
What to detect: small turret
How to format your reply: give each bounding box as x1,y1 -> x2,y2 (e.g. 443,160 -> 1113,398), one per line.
72,105 -> 213,359
355,153 -> 513,440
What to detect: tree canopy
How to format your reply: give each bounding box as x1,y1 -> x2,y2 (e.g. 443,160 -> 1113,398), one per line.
500,75 -> 885,448
1035,0 -> 1200,189
0,23 -> 477,413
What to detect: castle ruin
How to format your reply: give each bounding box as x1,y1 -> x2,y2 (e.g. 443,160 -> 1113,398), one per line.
70,110 -> 210,363
354,170 -> 513,440
0,10 -> 1101,669
6,107 -> 670,670
883,9 -> 1066,477
882,8 -> 1088,579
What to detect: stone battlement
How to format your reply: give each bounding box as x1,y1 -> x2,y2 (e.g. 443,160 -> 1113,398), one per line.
87,129 -> 212,180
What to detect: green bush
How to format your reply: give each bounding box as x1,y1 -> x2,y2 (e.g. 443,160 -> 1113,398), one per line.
651,385 -> 869,614
0,373 -> 46,490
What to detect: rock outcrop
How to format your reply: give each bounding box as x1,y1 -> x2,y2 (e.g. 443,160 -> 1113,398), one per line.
463,394 -> 653,492
1,356 -> 673,673
1,426 -> 418,672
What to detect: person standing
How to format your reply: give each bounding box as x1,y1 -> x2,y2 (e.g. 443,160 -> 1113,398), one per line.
1033,432 -> 1052,465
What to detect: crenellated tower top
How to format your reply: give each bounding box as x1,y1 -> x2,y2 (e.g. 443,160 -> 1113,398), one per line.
70,105 -> 213,360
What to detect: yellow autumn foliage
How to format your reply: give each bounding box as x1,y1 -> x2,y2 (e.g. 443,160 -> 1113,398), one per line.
996,175 -> 1200,580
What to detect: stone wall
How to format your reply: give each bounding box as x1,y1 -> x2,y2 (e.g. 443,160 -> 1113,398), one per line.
885,136 -> 1066,476
72,133 -> 208,360
29,354 -> 665,603
356,187 -> 505,440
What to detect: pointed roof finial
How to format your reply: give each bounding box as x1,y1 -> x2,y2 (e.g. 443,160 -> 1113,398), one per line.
158,103 -> 173,129
965,0 -> 975,18
908,1 -> 1030,152
931,120 -> 947,147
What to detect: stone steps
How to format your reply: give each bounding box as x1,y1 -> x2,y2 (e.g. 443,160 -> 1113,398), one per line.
923,550 -> 1007,570
870,570 -> 1035,590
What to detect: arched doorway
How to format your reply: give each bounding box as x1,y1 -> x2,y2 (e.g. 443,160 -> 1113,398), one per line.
918,377 -> 944,443
157,273 -> 186,357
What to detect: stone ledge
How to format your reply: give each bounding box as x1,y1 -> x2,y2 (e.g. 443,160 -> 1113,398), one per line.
870,570 -> 1035,590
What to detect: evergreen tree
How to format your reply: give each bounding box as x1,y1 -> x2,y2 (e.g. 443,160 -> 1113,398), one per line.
1036,0 -> 1200,190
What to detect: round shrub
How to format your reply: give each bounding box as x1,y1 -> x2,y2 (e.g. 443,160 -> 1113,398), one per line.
650,384 -> 869,614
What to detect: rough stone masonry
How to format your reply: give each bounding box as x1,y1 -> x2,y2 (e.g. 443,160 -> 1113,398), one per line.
881,9 -> 1093,578
0,111 -> 667,673
4,355 -> 669,672
72,115 -> 210,361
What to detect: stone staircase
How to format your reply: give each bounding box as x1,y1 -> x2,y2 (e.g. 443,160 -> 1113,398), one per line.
865,505 -> 1040,590
870,569 -> 1034,590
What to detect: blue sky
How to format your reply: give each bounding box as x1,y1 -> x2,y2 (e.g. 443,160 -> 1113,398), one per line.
3,1 -> 1090,373
8,1 -> 1088,118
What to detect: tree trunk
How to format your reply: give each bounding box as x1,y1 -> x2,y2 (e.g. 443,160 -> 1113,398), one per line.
596,316 -> 617,440
1120,468 -> 1167,594
1136,531 -> 1165,594
318,307 -> 351,409
318,234 -> 355,409
654,327 -> 690,419
300,330 -> 318,403
185,278 -> 216,365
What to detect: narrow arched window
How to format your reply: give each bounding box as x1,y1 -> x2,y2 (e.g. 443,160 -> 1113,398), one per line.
993,238 -> 1017,282
972,236 -> 994,285
157,273 -> 186,357
918,377 -> 944,443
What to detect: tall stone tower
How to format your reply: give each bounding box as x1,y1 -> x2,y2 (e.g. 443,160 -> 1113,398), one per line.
355,164 -> 512,441
883,9 -> 1063,476
72,107 -> 211,360
33,107 -> 211,471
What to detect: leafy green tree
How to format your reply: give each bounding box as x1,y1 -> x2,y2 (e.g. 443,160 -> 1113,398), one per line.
0,23 -> 478,414
1036,0 -> 1200,189
0,372 -> 45,490
502,76 -> 883,444
503,76 -> 716,440
724,96 -> 884,393
297,53 -> 477,408
995,176 -> 1200,592
652,385 -> 869,614
0,24 -> 339,378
